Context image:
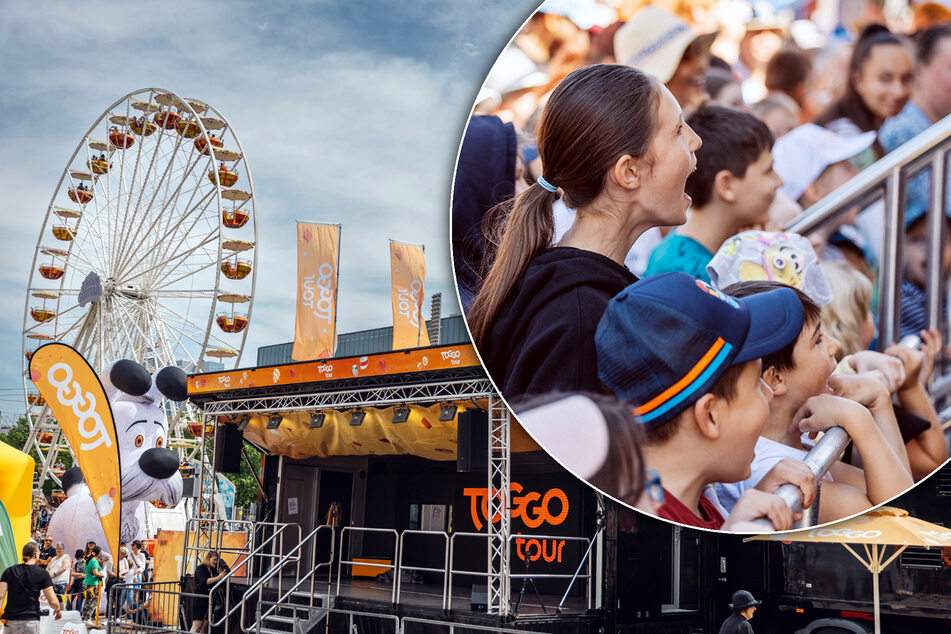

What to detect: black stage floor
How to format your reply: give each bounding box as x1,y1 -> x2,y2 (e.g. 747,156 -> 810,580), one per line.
261,574 -> 589,617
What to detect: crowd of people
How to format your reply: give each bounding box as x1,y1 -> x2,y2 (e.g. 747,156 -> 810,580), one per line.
1,529 -> 153,630
453,1 -> 951,531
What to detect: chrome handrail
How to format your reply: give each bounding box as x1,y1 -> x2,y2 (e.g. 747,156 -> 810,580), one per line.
747,427 -> 850,532
786,111 -> 951,348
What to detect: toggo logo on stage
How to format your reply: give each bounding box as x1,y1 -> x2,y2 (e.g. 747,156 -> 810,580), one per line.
48,362 -> 113,452
440,349 -> 462,365
808,528 -> 883,539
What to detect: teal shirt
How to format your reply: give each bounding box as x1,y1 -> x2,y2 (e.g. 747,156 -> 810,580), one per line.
643,232 -> 714,282
84,557 -> 101,586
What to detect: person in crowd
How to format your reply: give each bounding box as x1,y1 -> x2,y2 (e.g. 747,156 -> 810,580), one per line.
28,530 -> 41,545
69,548 -> 86,611
468,64 -> 700,399
716,281 -> 913,524
117,546 -> 138,616
515,393 -> 647,508
818,261 -> 876,360
595,273 -> 816,531
100,547 -> 117,603
899,205 -> 951,338
0,542 -> 63,633
706,69 -> 746,110
644,106 -> 781,281
190,551 -> 229,633
38,536 -> 55,568
719,590 -> 761,634
47,541 -> 72,595
613,6 -> 717,118
880,24 -> 951,215
707,232 -> 946,479
82,546 -> 104,623
814,24 -> 913,161
131,540 -> 147,584
765,47 -> 813,114
452,115 -> 521,313
771,123 -> 876,268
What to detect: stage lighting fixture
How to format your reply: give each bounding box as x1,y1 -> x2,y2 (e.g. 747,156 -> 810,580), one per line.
309,412 -> 326,429
391,407 -> 410,424
267,414 -> 282,430
439,405 -> 458,421
349,411 -> 367,426
236,415 -> 251,431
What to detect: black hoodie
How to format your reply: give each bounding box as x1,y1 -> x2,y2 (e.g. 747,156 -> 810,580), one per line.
480,247 -> 637,400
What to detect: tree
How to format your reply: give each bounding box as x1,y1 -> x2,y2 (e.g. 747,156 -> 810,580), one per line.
0,417 -> 72,499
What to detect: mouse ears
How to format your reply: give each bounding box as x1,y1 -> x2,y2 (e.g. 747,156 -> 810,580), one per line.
155,366 -> 188,402
103,359 -> 188,402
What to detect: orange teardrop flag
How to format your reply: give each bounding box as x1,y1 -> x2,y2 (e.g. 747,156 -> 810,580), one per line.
29,343 -> 121,557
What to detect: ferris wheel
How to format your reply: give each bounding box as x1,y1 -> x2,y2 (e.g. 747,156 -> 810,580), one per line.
22,88 -> 258,490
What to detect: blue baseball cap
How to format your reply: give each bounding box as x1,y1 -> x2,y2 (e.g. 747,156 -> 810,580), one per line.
596,273 -> 804,429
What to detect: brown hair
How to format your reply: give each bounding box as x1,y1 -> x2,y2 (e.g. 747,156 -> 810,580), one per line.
723,281 -> 822,372
814,24 -> 908,135
765,47 -> 812,95
643,361 -> 748,446
22,541 -> 39,562
468,64 -> 660,346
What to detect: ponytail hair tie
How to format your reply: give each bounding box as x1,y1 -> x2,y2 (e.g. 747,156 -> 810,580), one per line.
537,175 -> 558,193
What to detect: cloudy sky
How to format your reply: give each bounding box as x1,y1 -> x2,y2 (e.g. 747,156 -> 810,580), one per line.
0,0 -> 541,417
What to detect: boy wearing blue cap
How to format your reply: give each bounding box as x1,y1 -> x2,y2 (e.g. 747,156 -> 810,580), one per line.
596,273 -> 815,530
718,281 -> 914,524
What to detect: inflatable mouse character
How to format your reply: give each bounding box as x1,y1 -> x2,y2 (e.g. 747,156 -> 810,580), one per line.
46,359 -> 187,557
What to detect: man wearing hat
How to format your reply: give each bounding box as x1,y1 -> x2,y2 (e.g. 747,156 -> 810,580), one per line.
614,6 -> 718,117
719,589 -> 761,633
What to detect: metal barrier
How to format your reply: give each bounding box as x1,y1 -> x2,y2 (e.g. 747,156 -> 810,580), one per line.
106,580 -> 190,634
396,530 -> 450,609
336,526 -> 400,604
506,533 -> 593,612
784,110 -> 951,351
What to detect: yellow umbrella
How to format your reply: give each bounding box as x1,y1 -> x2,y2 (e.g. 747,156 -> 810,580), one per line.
745,507 -> 951,634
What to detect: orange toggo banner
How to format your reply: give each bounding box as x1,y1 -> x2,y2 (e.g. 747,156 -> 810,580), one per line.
390,240 -> 430,349
29,343 -> 122,557
190,344 -> 480,395
293,221 -> 340,361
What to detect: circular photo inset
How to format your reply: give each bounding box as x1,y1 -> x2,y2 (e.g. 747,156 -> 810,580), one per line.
450,0 -> 947,533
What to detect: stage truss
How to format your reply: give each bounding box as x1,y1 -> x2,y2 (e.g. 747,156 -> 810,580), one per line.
194,375 -> 513,616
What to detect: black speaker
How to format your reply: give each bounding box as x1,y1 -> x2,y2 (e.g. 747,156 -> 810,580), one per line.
470,584 -> 487,612
456,409 -> 488,473
214,423 -> 244,473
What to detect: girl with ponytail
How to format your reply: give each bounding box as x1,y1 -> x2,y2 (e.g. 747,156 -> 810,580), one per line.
467,63 -> 701,399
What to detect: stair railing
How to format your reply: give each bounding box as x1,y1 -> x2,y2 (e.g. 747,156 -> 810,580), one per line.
241,524 -> 337,633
